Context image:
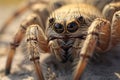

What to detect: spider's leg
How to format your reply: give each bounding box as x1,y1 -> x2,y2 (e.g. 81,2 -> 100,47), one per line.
103,1 -> 120,48
25,24 -> 49,80
102,2 -> 120,22
5,13 -> 43,75
110,11 -> 120,47
73,18 -> 110,80
0,4 -> 30,34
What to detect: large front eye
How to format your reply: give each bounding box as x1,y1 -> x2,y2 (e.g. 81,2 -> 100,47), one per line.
53,23 -> 64,33
67,22 -> 78,33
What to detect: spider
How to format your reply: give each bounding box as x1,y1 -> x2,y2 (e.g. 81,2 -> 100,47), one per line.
1,0 -> 120,80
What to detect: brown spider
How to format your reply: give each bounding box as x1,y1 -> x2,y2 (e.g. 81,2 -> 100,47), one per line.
1,0 -> 120,80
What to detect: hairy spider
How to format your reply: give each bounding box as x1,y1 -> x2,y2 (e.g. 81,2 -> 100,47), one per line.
1,0 -> 120,80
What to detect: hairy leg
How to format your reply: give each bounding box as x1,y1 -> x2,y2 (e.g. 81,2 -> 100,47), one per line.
102,2 -> 120,22
73,18 -> 110,80
111,11 -> 120,47
103,1 -> 120,48
25,24 -> 49,80
5,13 -> 43,75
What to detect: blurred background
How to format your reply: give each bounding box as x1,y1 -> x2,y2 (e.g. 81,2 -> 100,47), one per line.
0,0 -> 24,5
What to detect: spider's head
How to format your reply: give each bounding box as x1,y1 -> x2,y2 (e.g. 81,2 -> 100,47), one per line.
45,6 -> 94,63
46,16 -> 90,63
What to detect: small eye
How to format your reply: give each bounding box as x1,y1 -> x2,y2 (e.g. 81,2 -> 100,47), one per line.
78,16 -> 84,22
67,22 -> 78,33
53,23 -> 64,33
49,18 -> 55,23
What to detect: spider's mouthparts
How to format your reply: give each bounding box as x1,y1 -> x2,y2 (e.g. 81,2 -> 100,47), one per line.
48,33 -> 87,42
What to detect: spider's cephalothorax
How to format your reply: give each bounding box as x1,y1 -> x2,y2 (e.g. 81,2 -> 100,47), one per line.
46,4 -> 103,63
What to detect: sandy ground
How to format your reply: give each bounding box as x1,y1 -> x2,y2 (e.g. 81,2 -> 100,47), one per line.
0,3 -> 120,80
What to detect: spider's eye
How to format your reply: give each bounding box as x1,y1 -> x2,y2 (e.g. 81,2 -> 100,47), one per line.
67,22 -> 78,33
53,23 -> 64,33
49,18 -> 55,23
78,16 -> 84,22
